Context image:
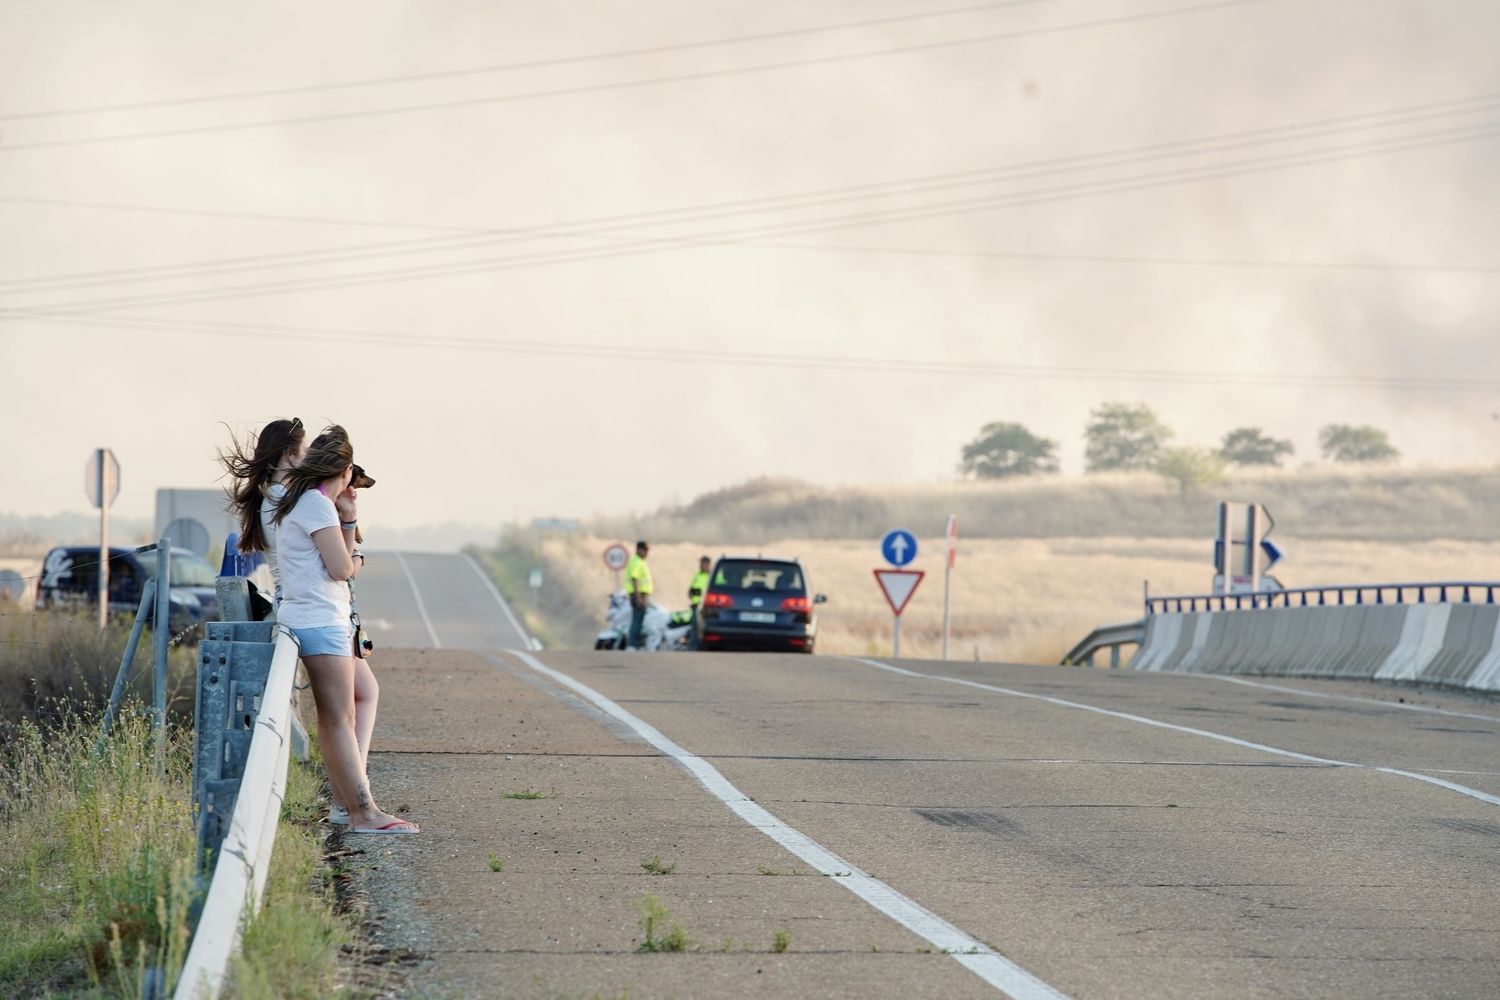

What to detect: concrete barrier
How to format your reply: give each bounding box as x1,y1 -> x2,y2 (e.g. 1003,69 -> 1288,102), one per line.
1129,603 -> 1500,693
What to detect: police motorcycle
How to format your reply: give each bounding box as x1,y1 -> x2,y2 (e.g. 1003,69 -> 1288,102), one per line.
594,591 -> 693,651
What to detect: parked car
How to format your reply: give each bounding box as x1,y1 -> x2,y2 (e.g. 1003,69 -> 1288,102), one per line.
694,556 -> 826,653
35,545 -> 220,636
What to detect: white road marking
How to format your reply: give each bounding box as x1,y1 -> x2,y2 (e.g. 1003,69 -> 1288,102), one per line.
501,649 -> 1069,1000
462,552 -> 540,650
393,552 -> 441,649
846,658 -> 1500,810
1203,675 -> 1500,724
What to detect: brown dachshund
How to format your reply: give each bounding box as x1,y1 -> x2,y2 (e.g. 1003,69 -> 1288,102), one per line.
349,465 -> 375,545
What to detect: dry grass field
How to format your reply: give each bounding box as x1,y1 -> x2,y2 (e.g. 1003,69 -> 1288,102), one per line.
536,533 -> 1500,663
545,467 -> 1500,661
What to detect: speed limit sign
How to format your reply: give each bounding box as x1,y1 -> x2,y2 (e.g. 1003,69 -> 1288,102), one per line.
602,543 -> 629,571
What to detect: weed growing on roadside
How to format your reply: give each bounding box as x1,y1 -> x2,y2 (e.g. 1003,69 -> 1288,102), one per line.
636,894 -> 689,953
487,852 -> 505,873
229,754 -> 353,999
756,867 -> 778,876
503,787 -> 552,800
771,929 -> 791,953
640,856 -> 676,876
0,710 -> 195,997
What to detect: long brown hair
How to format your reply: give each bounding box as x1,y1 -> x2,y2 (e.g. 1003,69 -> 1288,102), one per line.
272,425 -> 354,526
220,417 -> 305,552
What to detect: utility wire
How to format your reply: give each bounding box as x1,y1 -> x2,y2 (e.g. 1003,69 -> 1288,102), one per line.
0,0 -> 1268,154
3,89 -> 1497,297
5,86 -> 1494,290
23,312 -> 1500,395
5,111 -> 1497,317
0,1 -> 1056,121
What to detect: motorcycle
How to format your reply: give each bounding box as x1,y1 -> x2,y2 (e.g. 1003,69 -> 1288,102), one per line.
594,591 -> 694,651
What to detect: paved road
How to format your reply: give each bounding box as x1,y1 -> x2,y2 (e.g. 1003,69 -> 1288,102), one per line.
351,552 -> 1500,999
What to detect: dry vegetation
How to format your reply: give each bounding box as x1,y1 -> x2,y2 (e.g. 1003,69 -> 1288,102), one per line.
591,467 -> 1500,544
518,467 -> 1500,663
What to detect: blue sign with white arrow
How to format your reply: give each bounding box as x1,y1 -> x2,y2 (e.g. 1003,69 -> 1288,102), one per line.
881,528 -> 918,568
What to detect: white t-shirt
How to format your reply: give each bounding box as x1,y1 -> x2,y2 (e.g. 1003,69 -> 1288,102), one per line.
275,487 -> 351,629
259,483 -> 285,597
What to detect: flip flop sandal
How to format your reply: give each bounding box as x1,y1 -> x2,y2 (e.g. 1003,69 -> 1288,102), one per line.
327,805 -> 349,826
349,819 -> 420,835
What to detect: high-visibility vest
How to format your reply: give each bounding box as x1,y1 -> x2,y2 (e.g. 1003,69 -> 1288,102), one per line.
688,570 -> 710,607
625,553 -> 653,596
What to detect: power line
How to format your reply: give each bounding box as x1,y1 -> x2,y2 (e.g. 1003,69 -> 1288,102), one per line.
3,89 -> 1498,299
22,312 -> 1500,395
0,1 -> 1055,121
5,111 -> 1497,316
0,0 -> 1268,154
5,85 -> 1494,293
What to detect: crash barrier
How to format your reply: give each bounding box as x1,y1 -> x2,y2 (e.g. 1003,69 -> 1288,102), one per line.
1146,580 -> 1500,614
1131,595 -> 1500,693
175,623 -> 300,1000
1060,618 -> 1147,667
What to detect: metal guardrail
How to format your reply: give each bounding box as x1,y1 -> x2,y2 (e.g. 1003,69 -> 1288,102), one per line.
1146,581 -> 1500,615
1060,618 -> 1146,667
174,626 -> 299,1000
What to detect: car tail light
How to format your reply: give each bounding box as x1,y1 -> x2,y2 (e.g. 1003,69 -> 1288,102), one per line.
780,596 -> 811,612
704,633 -> 722,643
788,637 -> 808,647
703,592 -> 733,608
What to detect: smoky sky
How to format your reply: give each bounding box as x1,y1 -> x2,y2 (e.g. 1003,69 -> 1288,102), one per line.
1,0 -> 1497,528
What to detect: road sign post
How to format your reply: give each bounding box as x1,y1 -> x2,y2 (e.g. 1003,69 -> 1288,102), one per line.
942,514 -> 957,661
603,543 -> 629,593
878,529 -> 922,657
529,568 -> 543,609
1215,501 -> 1274,597
874,569 -> 924,658
85,449 -> 121,629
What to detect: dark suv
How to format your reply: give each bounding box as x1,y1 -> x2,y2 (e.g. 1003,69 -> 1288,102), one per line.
36,546 -> 220,636
695,557 -> 826,653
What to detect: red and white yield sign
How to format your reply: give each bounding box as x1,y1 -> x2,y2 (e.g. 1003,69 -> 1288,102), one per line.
873,568 -> 924,616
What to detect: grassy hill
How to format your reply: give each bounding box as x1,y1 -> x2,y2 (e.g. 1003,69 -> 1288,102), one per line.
589,467 -> 1500,544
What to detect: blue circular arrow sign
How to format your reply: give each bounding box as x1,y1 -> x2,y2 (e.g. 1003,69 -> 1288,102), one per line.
880,528 -> 918,568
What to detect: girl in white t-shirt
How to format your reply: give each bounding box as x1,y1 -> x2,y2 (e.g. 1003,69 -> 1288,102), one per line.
272,426 -> 417,835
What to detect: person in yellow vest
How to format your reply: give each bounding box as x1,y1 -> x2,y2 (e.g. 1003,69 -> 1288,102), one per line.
687,556 -> 711,609
624,540 -> 653,649
686,555 -> 711,650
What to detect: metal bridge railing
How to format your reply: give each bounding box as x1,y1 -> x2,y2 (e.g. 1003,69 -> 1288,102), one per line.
1060,618 -> 1147,667
1146,581 -> 1500,615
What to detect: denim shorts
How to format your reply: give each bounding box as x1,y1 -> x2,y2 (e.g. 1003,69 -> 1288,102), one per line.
289,623 -> 353,657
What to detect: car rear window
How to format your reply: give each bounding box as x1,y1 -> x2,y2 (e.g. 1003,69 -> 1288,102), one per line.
711,560 -> 804,593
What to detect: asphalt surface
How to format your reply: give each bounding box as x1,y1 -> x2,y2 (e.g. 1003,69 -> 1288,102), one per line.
350,551 -> 1500,999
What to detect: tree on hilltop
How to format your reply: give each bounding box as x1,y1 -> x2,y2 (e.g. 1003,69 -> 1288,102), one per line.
1319,424 -> 1399,464
1084,402 -> 1172,472
958,422 -> 1059,479
1219,427 -> 1294,467
1155,446 -> 1228,497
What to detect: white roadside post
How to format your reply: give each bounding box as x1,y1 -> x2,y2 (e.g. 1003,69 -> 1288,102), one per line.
941,514 -> 957,661
85,448 -> 120,629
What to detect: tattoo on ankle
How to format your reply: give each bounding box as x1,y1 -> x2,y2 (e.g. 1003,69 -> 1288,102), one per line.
356,783 -> 371,810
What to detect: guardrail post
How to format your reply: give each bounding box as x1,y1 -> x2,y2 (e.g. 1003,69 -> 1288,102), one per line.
154,540 -> 171,764
191,620 -> 277,875
98,578 -> 157,752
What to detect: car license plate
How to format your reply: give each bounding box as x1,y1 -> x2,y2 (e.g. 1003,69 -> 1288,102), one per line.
740,611 -> 776,623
